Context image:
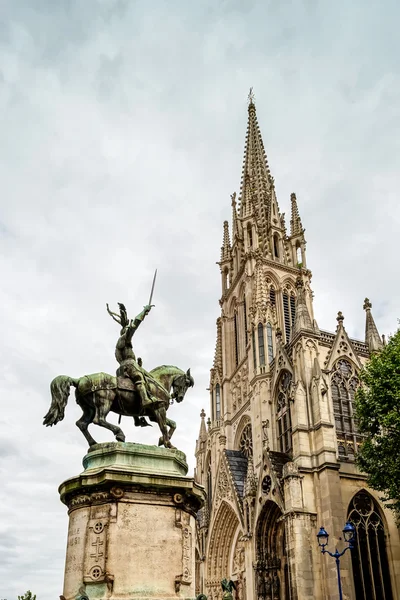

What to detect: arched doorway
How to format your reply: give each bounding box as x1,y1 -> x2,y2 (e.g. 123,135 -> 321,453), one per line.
255,501 -> 289,600
348,490 -> 394,600
206,501 -> 240,600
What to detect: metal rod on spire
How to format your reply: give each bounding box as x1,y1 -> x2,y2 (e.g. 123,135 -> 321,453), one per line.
248,87 -> 255,105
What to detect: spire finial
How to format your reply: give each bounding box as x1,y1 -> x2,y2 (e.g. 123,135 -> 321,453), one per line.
248,87 -> 255,106
363,298 -> 372,311
337,311 -> 344,323
200,409 -> 206,419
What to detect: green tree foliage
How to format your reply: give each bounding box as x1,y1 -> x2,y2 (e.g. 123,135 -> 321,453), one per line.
18,592 -> 36,600
355,328 -> 400,512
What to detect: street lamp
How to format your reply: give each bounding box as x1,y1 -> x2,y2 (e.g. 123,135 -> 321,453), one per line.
317,522 -> 356,600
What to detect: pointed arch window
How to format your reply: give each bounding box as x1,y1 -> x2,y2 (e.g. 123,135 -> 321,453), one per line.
283,290 -> 296,343
266,323 -> 274,363
243,297 -> 248,347
348,490 -> 393,600
252,329 -> 257,370
207,458 -> 212,511
234,312 -> 239,367
247,224 -> 253,249
273,233 -> 279,258
296,242 -> 302,266
331,359 -> 361,460
223,268 -> 229,293
215,383 -> 221,419
276,371 -> 292,454
258,323 -> 265,367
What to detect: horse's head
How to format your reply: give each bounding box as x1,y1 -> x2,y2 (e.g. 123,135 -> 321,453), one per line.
171,368 -> 194,403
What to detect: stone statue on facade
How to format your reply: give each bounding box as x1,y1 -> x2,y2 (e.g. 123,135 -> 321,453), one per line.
221,579 -> 236,600
44,277 -> 194,448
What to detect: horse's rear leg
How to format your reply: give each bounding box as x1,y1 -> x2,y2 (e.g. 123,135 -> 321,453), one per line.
76,405 -> 97,447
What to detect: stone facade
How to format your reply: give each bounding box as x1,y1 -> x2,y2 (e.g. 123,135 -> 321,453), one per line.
60,442 -> 205,600
194,96 -> 400,600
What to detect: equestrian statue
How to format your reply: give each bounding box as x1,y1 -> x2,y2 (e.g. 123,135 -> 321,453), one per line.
43,271 -> 194,448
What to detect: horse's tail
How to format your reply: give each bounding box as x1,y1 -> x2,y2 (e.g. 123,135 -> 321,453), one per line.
43,375 -> 79,427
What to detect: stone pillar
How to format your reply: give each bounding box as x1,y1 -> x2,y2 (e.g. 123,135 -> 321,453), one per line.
282,462 -> 318,600
59,442 -> 205,600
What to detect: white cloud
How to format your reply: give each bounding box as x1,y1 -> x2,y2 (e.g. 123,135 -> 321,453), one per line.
0,1 -> 399,598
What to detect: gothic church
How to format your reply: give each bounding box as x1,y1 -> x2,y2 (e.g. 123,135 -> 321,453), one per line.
194,94 -> 400,600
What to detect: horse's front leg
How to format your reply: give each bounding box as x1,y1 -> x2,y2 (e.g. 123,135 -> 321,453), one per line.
154,406 -> 173,449
158,417 -> 176,447
94,391 -> 126,442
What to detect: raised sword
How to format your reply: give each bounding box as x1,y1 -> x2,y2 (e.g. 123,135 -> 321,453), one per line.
148,268 -> 157,306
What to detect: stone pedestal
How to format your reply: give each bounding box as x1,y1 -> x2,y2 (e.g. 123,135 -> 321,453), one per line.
59,442 -> 205,600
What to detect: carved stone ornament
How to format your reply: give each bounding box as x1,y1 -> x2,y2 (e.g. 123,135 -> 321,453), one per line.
175,510 -> 193,589
216,463 -> 233,505
282,461 -> 299,478
83,516 -> 109,583
110,486 -> 124,499
261,475 -> 272,495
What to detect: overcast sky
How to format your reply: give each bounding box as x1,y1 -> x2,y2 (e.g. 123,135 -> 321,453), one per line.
0,1 -> 399,598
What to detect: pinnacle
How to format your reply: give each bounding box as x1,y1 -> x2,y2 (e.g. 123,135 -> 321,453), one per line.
292,277 -> 314,338
220,220 -> 232,262
290,192 -> 303,236
199,409 -> 207,442
363,298 -> 383,353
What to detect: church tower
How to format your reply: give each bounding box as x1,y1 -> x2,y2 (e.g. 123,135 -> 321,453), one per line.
194,92 -> 400,600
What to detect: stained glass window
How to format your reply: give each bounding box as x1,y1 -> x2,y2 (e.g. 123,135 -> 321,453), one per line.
348,491 -> 393,600
331,359 -> 361,460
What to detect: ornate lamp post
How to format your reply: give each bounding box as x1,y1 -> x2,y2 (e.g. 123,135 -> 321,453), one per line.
317,521 -> 356,600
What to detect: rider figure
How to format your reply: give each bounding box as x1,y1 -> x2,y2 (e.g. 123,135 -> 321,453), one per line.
107,302 -> 162,412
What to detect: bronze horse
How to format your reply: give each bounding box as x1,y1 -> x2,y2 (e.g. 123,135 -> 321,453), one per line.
43,365 -> 194,448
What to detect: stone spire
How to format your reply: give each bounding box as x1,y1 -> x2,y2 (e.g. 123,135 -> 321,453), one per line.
212,317 -> 223,376
292,277 -> 314,339
231,192 -> 240,240
199,409 -> 208,443
238,89 -> 282,255
220,220 -> 232,262
363,298 -> 383,353
290,193 -> 303,236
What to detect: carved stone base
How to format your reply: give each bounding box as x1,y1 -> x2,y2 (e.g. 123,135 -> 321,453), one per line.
59,442 -> 205,600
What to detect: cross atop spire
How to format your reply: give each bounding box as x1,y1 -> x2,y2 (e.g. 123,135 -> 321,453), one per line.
248,87 -> 255,106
